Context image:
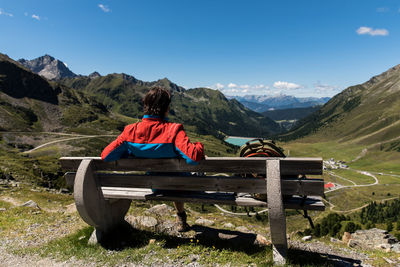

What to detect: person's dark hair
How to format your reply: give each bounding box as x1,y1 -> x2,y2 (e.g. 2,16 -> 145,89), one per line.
143,86 -> 171,118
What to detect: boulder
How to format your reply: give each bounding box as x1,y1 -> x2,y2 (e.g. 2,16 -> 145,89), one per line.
223,222 -> 235,228
127,215 -> 158,228
195,218 -> 214,226
145,204 -> 174,216
302,235 -> 312,242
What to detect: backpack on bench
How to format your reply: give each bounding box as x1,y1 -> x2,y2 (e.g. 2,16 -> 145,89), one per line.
238,138 -> 315,228
239,139 -> 286,200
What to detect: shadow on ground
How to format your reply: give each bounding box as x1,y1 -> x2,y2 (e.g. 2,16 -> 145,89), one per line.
92,222 -> 362,266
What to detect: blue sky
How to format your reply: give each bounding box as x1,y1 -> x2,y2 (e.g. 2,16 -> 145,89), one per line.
1,0 -> 399,97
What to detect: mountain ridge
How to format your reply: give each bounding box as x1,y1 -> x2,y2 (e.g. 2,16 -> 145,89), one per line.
2,53 -> 282,138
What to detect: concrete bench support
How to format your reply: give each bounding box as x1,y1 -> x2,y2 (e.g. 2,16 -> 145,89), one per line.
266,159 -> 287,265
74,159 -> 131,233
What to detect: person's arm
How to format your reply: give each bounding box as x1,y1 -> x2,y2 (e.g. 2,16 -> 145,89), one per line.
101,125 -> 133,162
173,125 -> 204,165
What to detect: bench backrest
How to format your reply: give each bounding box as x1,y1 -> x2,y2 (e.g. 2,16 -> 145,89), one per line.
61,157 -> 324,196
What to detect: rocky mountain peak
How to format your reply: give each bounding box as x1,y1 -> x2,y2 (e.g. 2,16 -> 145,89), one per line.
18,54 -> 77,80
88,71 -> 101,79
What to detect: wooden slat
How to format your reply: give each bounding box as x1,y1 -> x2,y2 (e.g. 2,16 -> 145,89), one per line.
65,173 -> 324,196
100,187 -> 325,211
60,157 -> 323,175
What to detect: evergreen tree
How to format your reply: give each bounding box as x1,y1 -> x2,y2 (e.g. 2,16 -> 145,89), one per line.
387,221 -> 393,232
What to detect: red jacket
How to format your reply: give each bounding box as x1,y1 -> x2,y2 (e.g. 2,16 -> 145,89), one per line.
101,115 -> 204,165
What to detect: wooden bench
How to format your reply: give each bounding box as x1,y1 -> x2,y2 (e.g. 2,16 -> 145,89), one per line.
60,156 -> 325,265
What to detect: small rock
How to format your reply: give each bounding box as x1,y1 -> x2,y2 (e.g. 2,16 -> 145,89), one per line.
255,234 -> 271,246
302,235 -> 312,242
0,208 -> 6,212
146,204 -> 174,216
383,257 -> 395,264
342,232 -> 352,243
223,223 -> 235,228
330,237 -> 341,243
149,239 -> 156,244
392,243 -> 400,253
21,200 -> 40,209
189,254 -> 199,262
88,230 -> 101,245
195,218 -> 214,226
64,203 -> 77,214
78,235 -> 85,241
59,188 -> 69,194
235,226 -> 250,233
348,239 -> 361,248
375,243 -> 391,250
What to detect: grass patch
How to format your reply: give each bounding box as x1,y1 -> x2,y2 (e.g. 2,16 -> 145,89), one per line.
331,169 -> 375,185
16,226 -> 274,266
326,184 -> 400,211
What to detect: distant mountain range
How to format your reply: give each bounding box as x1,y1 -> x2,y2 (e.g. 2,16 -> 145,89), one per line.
281,64 -> 400,152
231,95 -> 330,112
1,53 -> 283,138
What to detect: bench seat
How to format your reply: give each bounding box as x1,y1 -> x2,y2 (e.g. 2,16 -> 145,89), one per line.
101,187 -> 325,210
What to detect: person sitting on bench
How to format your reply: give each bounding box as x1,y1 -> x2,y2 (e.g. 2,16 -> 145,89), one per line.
101,86 -> 205,231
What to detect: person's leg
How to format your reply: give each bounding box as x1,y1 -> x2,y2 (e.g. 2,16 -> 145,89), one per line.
174,201 -> 189,232
174,201 -> 185,213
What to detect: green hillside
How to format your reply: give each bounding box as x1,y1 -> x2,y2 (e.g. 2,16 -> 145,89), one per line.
61,74 -> 282,138
262,106 -> 321,121
0,53 -> 131,134
280,64 -> 400,152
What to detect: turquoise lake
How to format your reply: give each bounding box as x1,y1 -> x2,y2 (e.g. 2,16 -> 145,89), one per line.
224,136 -> 256,147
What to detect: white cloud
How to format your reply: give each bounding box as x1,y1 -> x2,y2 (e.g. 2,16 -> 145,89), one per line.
314,83 -> 339,93
254,84 -> 265,89
32,14 -> 40,20
0,8 -> 13,17
273,81 -> 302,90
376,7 -> 389,13
239,84 -> 250,89
227,83 -> 237,88
212,83 -> 224,90
98,4 -> 111,13
356,26 -> 388,36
